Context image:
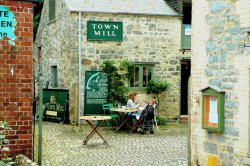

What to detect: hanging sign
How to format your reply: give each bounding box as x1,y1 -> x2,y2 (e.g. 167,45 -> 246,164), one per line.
87,21 -> 123,41
0,5 -> 17,45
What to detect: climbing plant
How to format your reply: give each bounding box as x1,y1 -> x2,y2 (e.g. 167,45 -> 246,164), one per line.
101,60 -> 130,106
119,59 -> 135,78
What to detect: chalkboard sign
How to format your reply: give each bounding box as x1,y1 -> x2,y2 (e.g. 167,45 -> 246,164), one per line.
84,71 -> 109,115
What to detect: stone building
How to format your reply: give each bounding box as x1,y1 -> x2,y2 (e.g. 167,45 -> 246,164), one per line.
190,0 -> 250,165
35,0 -> 192,123
0,0 -> 38,158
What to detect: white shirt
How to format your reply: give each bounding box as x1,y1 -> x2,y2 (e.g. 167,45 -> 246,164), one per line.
127,99 -> 135,108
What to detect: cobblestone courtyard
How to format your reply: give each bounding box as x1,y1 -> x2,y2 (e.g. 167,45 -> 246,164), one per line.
35,122 -> 188,166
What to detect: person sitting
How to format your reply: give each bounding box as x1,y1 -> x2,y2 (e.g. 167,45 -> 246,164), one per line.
126,92 -> 144,120
127,92 -> 138,108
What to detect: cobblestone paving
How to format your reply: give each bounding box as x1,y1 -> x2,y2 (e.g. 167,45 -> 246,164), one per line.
35,122 -> 188,166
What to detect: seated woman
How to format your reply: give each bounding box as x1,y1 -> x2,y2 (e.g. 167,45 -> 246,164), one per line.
126,92 -> 144,120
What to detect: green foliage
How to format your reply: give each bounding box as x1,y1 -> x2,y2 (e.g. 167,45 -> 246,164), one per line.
0,121 -> 14,166
101,60 -> 129,106
147,78 -> 169,108
33,2 -> 43,40
102,118 -> 119,127
156,115 -> 168,126
119,59 -> 135,78
33,12 -> 41,39
147,79 -> 169,95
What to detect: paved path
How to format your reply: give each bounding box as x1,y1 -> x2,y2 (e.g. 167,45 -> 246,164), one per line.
35,122 -> 188,166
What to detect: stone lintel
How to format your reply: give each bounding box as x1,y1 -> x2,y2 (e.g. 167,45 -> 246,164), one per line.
134,61 -> 160,65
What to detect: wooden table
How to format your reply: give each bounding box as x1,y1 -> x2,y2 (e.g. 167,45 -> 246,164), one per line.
111,108 -> 137,132
80,116 -> 111,145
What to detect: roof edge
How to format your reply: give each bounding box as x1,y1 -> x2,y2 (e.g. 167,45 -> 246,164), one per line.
69,10 -> 182,17
200,86 -> 225,93
21,0 -> 42,4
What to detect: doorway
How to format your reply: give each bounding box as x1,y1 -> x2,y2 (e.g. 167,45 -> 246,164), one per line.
181,60 -> 191,115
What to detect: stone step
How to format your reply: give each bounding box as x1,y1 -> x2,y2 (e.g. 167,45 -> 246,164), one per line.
179,115 -> 188,123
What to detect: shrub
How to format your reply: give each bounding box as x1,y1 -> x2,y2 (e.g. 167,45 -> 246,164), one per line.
0,121 -> 14,166
101,60 -> 129,106
147,78 -> 169,108
156,115 -> 168,126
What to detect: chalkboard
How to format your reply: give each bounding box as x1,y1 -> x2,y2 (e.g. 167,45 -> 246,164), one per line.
84,71 -> 109,115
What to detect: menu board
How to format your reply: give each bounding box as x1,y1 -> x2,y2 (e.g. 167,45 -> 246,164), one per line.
84,71 -> 109,115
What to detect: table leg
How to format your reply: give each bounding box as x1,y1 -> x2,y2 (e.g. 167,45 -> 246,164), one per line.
83,120 -> 102,145
114,112 -> 133,132
83,120 -> 108,145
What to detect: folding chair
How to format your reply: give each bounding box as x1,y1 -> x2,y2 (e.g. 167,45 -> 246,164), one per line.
102,103 -> 119,119
102,103 -> 113,115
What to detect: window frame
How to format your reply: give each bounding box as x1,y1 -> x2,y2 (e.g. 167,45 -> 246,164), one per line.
51,66 -> 58,88
129,65 -> 154,91
49,0 -> 56,22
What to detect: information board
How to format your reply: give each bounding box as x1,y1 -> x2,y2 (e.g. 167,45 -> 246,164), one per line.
84,71 -> 109,115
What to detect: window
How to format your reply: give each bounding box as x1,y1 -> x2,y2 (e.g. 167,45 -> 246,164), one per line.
49,0 -> 55,21
51,66 -> 58,87
129,65 -> 154,90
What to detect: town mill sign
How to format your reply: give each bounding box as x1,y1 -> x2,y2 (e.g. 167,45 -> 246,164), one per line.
87,21 -> 123,41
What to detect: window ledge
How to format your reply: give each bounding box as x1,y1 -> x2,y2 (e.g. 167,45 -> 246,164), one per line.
133,61 -> 160,65
179,48 -> 191,51
47,19 -> 56,25
130,88 -> 147,92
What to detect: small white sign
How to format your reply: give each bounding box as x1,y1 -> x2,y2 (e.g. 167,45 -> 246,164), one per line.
185,28 -> 191,36
46,111 -> 57,116
209,97 -> 218,123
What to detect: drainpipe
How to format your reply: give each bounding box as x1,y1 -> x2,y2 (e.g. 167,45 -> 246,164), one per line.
78,12 -> 82,126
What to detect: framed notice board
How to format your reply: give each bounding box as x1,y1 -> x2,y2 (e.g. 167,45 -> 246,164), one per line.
84,71 -> 109,115
200,86 -> 225,132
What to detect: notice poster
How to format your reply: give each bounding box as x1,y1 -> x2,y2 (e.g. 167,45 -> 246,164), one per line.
84,71 -> 109,115
184,25 -> 192,36
209,97 -> 218,123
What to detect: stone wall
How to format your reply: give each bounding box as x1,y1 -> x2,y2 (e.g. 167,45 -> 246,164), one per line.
191,0 -> 250,165
0,0 -> 34,158
35,0 -> 183,123
79,13 -> 182,119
